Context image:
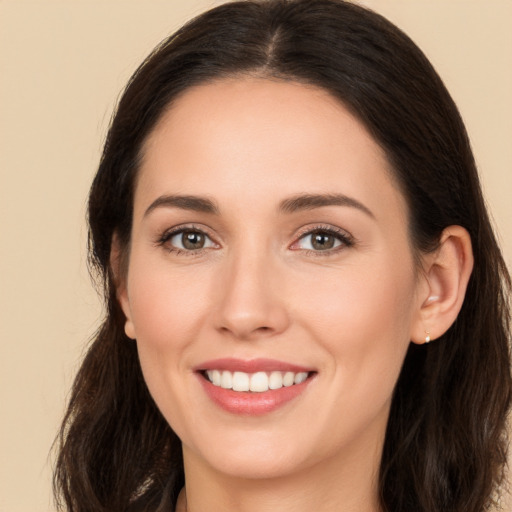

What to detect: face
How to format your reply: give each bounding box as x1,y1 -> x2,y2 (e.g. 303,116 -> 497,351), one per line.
119,78 -> 426,481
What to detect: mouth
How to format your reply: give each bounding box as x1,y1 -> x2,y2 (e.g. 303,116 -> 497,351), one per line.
195,358 -> 316,415
201,369 -> 311,392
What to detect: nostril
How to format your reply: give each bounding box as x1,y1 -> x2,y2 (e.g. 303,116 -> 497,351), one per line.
218,322 -> 276,339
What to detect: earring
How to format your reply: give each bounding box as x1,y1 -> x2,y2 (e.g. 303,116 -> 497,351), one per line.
425,331 -> 431,344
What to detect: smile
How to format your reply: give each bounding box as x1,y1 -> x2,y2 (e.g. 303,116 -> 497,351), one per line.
196,358 -> 316,415
205,370 -> 309,392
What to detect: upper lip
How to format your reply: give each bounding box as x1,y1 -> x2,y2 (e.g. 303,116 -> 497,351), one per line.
195,358 -> 314,373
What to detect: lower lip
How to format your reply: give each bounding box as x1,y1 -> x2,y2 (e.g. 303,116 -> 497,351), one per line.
198,374 -> 313,415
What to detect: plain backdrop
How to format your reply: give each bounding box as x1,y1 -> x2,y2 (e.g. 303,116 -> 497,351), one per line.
1,1 -> 510,511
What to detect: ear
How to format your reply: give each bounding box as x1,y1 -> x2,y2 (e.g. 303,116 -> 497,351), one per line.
411,225 -> 474,345
110,234 -> 136,340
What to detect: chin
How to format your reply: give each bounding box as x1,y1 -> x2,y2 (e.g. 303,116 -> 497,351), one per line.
183,429 -> 324,481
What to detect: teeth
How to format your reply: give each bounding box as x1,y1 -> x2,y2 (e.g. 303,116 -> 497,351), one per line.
283,371 -> 295,387
212,370 -> 221,386
294,372 -> 308,384
250,372 -> 268,392
232,371 -> 249,391
269,371 -> 283,390
220,370 -> 233,389
205,370 -> 309,392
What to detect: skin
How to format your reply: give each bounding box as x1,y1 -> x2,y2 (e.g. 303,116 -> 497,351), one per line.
117,78 -> 473,512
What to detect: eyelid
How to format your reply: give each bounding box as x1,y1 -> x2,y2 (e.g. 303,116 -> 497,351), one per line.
289,224 -> 355,253
155,222 -> 354,256
156,223 -> 220,254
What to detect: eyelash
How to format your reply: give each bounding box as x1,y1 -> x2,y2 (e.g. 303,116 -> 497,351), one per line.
156,224 -> 217,257
291,224 -> 355,256
156,224 -> 355,257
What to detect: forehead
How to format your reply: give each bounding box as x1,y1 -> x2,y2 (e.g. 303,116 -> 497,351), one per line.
142,77 -> 386,170
136,78 -> 406,223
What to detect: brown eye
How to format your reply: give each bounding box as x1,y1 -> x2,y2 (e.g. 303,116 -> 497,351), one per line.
182,231 -> 205,250
167,229 -> 215,251
294,228 -> 351,252
311,232 -> 337,250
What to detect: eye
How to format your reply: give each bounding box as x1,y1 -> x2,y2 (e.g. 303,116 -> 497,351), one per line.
293,228 -> 353,252
297,231 -> 341,251
160,227 -> 217,253
169,230 -> 215,250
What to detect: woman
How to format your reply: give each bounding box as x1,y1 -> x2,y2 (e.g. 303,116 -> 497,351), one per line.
54,1 -> 511,511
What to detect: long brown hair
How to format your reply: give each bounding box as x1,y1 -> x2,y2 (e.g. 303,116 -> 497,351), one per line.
54,1 -> 511,511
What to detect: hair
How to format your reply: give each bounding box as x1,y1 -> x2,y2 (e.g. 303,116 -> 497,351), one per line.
53,1 -> 512,511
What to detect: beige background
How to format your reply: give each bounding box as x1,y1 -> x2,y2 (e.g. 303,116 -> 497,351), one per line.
0,1 -> 510,511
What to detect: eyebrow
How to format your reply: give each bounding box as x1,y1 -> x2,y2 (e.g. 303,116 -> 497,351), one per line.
144,194 -> 219,217
143,192 -> 374,219
279,193 -> 375,218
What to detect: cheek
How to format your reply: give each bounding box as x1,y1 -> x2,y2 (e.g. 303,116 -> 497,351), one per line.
125,255 -> 216,410
297,253 -> 416,402
127,258 -> 212,350
300,254 -> 415,336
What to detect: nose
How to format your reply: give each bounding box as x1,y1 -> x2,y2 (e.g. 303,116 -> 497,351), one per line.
213,250 -> 290,341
